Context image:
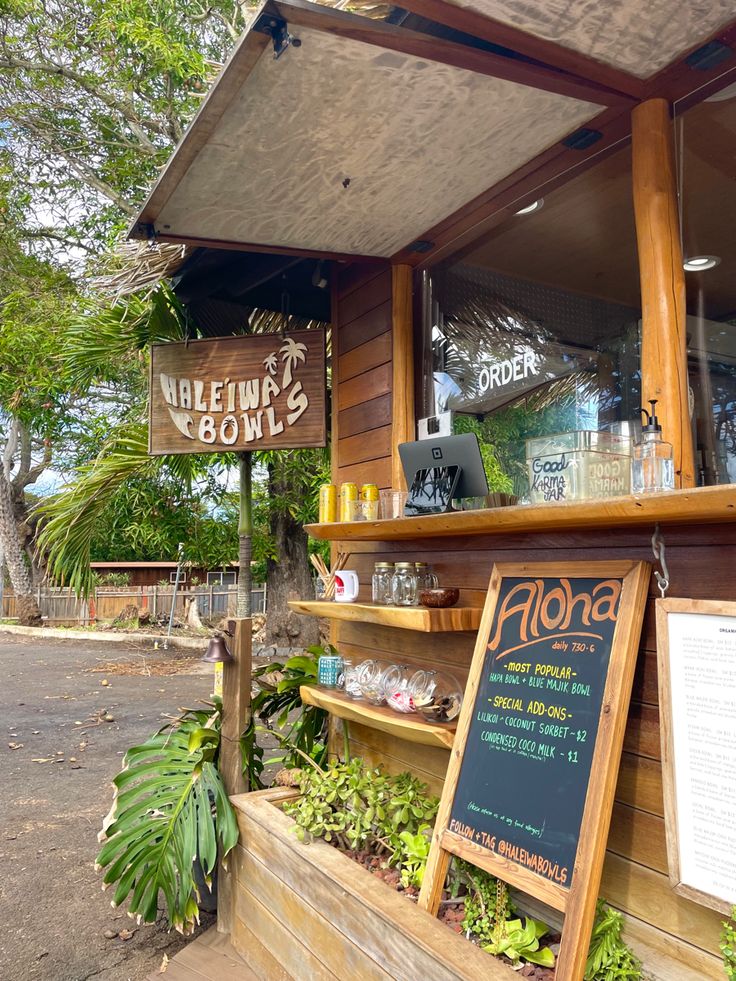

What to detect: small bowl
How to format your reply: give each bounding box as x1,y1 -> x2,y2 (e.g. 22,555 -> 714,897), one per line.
419,588 -> 459,608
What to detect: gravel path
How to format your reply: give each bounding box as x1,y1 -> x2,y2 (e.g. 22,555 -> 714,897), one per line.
0,633 -> 224,981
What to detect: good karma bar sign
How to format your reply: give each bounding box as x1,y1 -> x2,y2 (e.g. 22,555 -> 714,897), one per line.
148,330 -> 327,454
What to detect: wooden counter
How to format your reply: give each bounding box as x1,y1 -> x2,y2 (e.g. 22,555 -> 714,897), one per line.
305,485 -> 736,541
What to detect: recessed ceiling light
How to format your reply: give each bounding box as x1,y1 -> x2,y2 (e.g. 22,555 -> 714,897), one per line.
683,255 -> 721,271
515,198 -> 544,216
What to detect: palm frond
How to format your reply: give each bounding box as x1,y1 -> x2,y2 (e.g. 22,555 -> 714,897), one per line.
34,423 -> 209,597
96,704 -> 238,935
63,284 -> 190,388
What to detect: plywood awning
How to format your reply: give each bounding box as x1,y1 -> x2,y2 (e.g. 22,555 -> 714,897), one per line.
132,0 -> 608,258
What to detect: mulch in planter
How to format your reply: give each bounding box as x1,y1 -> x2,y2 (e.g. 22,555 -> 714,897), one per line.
341,847 -> 556,980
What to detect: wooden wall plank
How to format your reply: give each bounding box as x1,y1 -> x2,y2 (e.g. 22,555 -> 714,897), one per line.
338,395 -> 392,439
337,262 -> 389,300
339,333 -> 392,382
619,913 -> 724,980
338,269 -> 391,321
600,853 -> 723,956
336,456 -> 392,490
337,425 -> 392,467
339,300 -> 392,355
233,880 -> 338,980
234,847 -> 394,981
337,363 -> 392,411
231,914 -> 294,981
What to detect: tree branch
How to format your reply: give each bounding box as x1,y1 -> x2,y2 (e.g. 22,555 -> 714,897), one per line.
17,117 -> 137,216
0,54 -> 168,147
22,228 -> 97,254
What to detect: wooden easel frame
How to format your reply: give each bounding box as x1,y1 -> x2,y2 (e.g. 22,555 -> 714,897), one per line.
656,596 -> 736,916
419,560 -> 650,981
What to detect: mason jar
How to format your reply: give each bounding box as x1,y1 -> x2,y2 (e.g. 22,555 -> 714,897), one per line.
391,562 -> 417,606
414,562 -> 439,595
371,562 -> 395,605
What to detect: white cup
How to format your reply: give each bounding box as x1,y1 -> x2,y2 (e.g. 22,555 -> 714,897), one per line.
334,570 -> 360,602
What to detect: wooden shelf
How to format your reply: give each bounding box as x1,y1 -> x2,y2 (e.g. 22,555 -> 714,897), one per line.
304,485 -> 736,541
287,599 -> 482,632
299,685 -> 457,749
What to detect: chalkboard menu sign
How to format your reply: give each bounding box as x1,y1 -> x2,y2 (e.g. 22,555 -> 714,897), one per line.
449,575 -> 620,888
419,561 -> 650,981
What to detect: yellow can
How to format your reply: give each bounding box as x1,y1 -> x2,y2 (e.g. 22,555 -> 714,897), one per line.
360,483 -> 379,520
319,483 -> 338,523
340,482 -> 358,522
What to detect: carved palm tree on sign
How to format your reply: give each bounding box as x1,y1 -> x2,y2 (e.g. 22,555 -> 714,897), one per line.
263,352 -> 278,376
280,337 -> 307,388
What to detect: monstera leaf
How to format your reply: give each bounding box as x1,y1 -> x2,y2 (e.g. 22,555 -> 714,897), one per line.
96,703 -> 238,934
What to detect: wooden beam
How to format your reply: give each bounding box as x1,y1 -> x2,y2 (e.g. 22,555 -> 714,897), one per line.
271,0 -> 632,107
391,265 -> 415,490
220,617 -> 251,796
631,98 -> 695,488
150,231 -> 384,265
217,617 -> 251,937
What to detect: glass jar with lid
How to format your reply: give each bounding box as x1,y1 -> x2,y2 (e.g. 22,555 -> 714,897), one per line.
371,562 -> 394,605
414,562 -> 439,594
391,562 -> 417,606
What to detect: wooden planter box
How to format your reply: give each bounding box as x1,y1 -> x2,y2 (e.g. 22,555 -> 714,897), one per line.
228,788 -> 512,981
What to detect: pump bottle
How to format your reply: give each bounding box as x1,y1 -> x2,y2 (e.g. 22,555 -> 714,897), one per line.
632,400 -> 674,494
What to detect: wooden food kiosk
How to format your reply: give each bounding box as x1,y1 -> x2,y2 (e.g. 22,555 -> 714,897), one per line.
133,1 -> 736,977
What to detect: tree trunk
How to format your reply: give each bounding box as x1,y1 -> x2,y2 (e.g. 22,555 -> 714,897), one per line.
0,465 -> 41,625
265,461 -> 319,649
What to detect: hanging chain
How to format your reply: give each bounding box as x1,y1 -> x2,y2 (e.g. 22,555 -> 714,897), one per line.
651,524 -> 670,598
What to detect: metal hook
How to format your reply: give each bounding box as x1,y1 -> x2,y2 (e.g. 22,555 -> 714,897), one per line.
651,523 -> 670,598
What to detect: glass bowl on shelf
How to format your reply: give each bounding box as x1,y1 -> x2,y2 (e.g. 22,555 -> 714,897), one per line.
357,659 -> 393,705
414,671 -> 463,723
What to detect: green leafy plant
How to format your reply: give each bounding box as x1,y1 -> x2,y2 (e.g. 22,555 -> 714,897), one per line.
95,700 -> 238,935
244,648 -> 329,788
398,825 -> 432,889
284,758 -> 439,866
92,571 -> 132,587
483,916 -> 555,968
721,906 -> 736,981
585,901 -> 642,980
461,863 -> 513,943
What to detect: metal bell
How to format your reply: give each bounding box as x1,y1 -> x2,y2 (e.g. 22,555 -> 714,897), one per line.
202,636 -> 234,663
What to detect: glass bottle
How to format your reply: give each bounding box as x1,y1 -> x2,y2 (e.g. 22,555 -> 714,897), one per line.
632,400 -> 675,494
371,562 -> 395,605
391,562 -> 418,606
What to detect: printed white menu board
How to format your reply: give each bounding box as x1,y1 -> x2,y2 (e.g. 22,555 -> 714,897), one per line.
656,599 -> 736,913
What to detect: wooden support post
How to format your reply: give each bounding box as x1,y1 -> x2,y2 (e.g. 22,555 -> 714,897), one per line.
391,264 -> 415,490
217,617 -> 251,936
631,98 -> 695,488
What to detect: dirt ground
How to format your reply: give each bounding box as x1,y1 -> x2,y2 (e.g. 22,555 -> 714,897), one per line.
0,633 -> 255,981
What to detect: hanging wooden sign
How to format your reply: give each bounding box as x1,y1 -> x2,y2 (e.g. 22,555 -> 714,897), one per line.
656,597 -> 736,914
149,330 -> 327,455
419,561 -> 650,981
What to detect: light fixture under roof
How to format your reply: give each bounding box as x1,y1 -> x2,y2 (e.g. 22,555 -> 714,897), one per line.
683,255 -> 721,271
515,198 -> 544,216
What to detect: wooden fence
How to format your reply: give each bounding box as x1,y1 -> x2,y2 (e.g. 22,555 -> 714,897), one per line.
1,584 -> 266,626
